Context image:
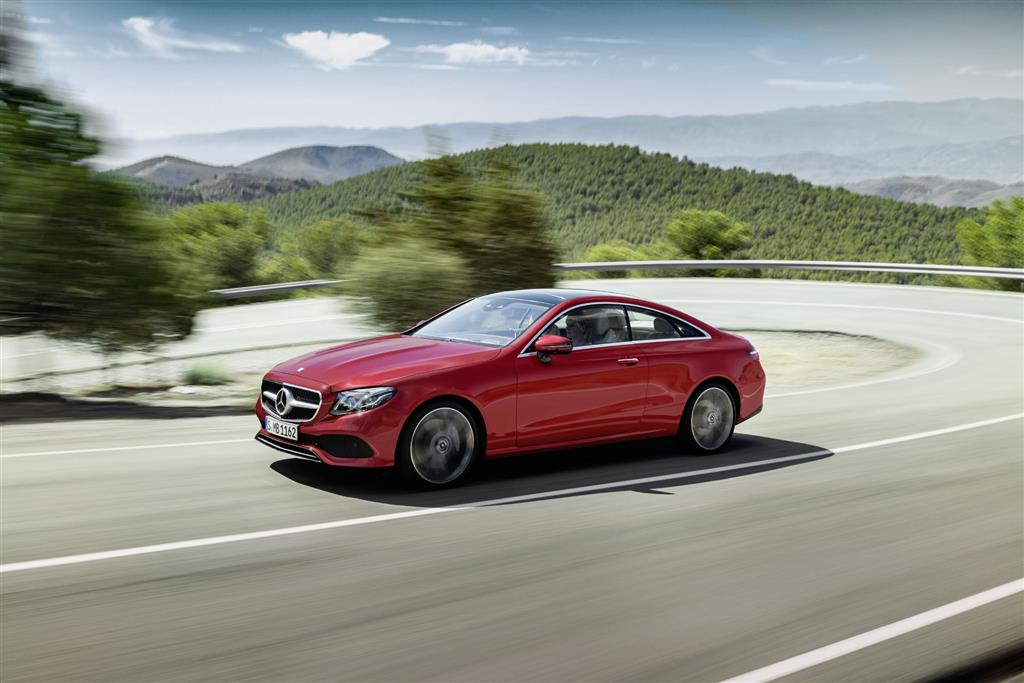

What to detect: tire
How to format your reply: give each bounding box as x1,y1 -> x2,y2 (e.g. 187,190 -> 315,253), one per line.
396,400 -> 480,488
678,381 -> 737,454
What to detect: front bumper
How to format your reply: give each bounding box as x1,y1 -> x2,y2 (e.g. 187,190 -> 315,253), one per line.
254,380 -> 404,468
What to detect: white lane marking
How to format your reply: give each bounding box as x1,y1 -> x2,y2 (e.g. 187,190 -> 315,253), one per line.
1,438 -> 251,459
766,341 -> 963,399
2,413 -> 1021,574
826,413 -> 1021,454
0,509 -> 462,574
719,578 -> 1024,683
662,299 -> 1024,325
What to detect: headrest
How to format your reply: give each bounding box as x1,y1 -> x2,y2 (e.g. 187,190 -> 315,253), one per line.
654,317 -> 675,335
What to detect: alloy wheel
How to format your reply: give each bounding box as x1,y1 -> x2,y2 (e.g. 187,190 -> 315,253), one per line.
409,407 -> 476,485
690,386 -> 735,451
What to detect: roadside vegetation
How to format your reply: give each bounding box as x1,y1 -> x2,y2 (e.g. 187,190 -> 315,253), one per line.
954,198 -> 1024,292
0,80 -> 206,353
2,71 -> 1020,356
256,144 -> 981,270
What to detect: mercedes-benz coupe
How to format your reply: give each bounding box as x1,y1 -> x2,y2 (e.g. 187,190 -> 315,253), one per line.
255,289 -> 765,487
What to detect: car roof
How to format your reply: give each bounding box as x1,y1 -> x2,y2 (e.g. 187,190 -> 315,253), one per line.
486,288 -> 624,306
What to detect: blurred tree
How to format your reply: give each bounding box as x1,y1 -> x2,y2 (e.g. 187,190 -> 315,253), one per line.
0,81 -> 203,352
164,203 -> 269,291
955,197 -> 1024,292
291,218 -> 363,276
346,240 -> 471,330
663,209 -> 752,277
351,153 -> 556,328
581,240 -> 647,278
258,218 -> 364,283
389,154 -> 557,296
470,160 -> 558,293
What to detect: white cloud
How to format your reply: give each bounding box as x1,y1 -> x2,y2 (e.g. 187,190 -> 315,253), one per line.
122,17 -> 244,56
750,46 -> 786,65
765,78 -> 892,92
953,65 -> 1023,79
24,32 -> 77,57
480,26 -> 518,36
282,30 -> 390,70
561,35 -> 643,45
416,40 -> 529,65
248,27 -> 264,33
94,42 -> 132,58
414,64 -> 462,71
824,54 -> 866,65
26,16 -> 53,25
641,57 -> 657,69
374,17 -> 466,27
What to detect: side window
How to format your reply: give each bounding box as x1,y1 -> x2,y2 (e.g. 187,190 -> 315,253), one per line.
627,308 -> 704,340
542,306 -> 629,347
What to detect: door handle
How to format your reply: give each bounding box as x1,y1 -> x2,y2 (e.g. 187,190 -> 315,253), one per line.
617,357 -> 640,366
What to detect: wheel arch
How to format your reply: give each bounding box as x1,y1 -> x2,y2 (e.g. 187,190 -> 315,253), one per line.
402,394 -> 488,454
684,376 -> 740,421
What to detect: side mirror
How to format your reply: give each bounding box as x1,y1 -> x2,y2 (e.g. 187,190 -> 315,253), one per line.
535,334 -> 572,363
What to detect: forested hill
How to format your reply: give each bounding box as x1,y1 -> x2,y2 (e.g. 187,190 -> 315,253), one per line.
259,144 -> 979,265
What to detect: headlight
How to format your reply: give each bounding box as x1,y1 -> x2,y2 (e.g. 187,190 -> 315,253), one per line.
329,387 -> 396,416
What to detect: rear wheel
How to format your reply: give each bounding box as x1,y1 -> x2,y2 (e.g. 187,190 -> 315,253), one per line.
679,382 -> 736,454
397,401 -> 479,487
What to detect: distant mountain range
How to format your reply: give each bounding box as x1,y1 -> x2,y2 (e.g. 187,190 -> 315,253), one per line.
115,145 -> 403,189
705,136 -> 1024,185
842,176 -> 1024,208
106,99 -> 1023,184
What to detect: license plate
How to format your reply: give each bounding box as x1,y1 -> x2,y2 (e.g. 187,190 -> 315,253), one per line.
265,416 -> 298,441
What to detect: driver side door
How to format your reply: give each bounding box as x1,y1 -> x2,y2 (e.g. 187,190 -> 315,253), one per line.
514,305 -> 650,447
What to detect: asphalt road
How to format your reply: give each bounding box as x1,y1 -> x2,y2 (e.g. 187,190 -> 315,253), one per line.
2,279 -> 1022,682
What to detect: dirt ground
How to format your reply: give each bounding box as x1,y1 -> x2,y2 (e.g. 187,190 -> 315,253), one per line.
734,329 -> 920,390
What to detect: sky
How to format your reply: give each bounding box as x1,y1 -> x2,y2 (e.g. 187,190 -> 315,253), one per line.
15,0 -> 1024,141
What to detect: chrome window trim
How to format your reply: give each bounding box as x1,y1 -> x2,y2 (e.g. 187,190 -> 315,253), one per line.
517,301 -> 711,357
261,380 -> 323,423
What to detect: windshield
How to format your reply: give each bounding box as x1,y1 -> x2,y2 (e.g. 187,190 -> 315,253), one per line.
409,295 -> 555,347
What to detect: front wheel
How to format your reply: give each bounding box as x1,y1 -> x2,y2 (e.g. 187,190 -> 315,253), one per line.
678,382 -> 736,454
397,401 -> 480,487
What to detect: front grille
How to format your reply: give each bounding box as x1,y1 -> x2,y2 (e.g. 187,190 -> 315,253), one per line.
261,379 -> 322,422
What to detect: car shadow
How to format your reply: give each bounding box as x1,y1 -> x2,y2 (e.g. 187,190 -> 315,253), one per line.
270,433 -> 831,508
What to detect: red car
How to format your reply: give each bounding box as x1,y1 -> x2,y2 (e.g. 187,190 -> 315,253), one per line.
255,289 -> 765,487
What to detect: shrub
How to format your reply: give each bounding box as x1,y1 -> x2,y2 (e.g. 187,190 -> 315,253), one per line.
955,197 -> 1024,292
183,363 -> 232,386
346,241 -> 472,331
580,240 -> 647,278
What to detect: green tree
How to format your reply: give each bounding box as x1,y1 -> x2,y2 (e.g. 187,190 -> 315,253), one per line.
955,197 -> 1024,292
165,203 -> 270,291
395,155 -> 557,296
258,218 -> 363,283
350,153 -> 556,328
0,81 -> 203,352
663,209 -> 752,277
346,240 -> 471,330
581,240 -> 647,278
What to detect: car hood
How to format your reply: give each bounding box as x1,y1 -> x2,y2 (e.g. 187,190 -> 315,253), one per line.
271,334 -> 500,389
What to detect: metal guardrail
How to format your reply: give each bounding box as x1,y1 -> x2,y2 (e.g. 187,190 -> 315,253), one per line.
552,260 -> 1024,280
211,279 -> 345,299
209,261 -> 1024,299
